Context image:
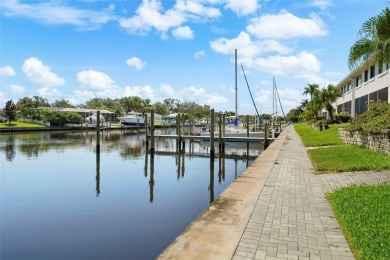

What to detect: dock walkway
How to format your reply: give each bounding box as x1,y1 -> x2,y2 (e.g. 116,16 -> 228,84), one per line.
158,125 -> 390,260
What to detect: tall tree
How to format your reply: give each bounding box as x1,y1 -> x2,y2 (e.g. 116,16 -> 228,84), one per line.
3,100 -> 17,124
303,84 -> 319,101
320,84 -> 343,120
349,7 -> 390,68
51,98 -> 73,108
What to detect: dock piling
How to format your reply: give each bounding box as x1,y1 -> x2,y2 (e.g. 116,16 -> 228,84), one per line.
210,109 -> 215,157
96,110 -> 100,153
150,110 -> 155,156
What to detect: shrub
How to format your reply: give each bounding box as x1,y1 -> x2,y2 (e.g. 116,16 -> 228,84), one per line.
346,101 -> 390,133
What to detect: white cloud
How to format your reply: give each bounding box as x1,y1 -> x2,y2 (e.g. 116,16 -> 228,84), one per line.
1,0 -> 116,30
22,57 -> 65,88
68,90 -> 96,105
37,87 -> 62,100
225,0 -> 259,16
123,85 -> 155,101
126,57 -> 147,70
180,86 -> 227,106
9,84 -> 25,94
77,69 -> 115,90
308,0 -> 332,10
172,26 -> 194,39
175,0 -> 221,18
251,51 -> 322,79
210,31 -> 261,58
210,31 -> 292,58
119,0 -> 186,34
160,83 -> 176,96
246,11 -> 328,39
0,65 -> 16,77
118,0 -> 221,36
194,50 -> 205,58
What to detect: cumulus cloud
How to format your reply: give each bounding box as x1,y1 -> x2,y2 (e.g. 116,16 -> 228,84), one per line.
37,87 -> 62,100
194,50 -> 205,58
180,86 -> 227,106
160,83 -> 176,96
172,26 -> 194,39
119,0 -> 186,34
123,85 -> 155,101
77,69 -> 115,90
225,0 -> 259,16
308,0 -> 332,10
9,84 -> 25,94
68,90 -> 96,105
1,0 -> 116,30
22,57 -> 65,88
246,11 -> 328,39
126,57 -> 147,70
210,31 -> 292,58
0,65 -> 16,77
118,0 -> 220,36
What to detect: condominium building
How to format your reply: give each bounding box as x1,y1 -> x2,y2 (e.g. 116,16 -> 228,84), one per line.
333,60 -> 389,117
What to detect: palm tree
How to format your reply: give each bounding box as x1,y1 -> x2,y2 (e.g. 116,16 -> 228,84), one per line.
320,84 -> 343,120
303,84 -> 319,101
300,99 -> 309,110
348,7 -> 390,69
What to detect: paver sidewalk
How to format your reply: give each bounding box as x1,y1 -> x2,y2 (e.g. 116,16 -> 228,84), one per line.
233,126 -> 354,260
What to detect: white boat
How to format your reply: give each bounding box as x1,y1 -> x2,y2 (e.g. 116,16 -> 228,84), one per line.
117,112 -> 145,126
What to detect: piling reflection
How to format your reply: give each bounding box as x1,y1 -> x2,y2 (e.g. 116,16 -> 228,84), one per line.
96,149 -> 100,197
209,158 -> 215,203
149,154 -> 155,203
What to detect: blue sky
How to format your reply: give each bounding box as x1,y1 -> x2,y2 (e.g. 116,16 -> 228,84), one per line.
0,0 -> 387,115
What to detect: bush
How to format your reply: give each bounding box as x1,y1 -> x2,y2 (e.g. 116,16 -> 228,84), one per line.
346,101 -> 390,133
47,111 -> 82,126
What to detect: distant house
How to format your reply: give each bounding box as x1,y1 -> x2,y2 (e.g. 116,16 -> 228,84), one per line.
331,60 -> 389,117
39,107 -> 117,122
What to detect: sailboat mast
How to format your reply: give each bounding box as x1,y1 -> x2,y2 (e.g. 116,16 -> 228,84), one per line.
235,49 -> 238,120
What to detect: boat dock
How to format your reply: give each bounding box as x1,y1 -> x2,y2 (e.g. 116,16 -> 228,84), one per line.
150,134 -> 267,143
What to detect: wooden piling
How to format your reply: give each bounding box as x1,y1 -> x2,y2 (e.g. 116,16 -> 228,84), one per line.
96,110 -> 100,153
222,113 -> 226,152
210,109 -> 215,157
150,110 -> 155,156
264,123 -> 269,149
218,113 -> 222,151
145,114 -> 149,147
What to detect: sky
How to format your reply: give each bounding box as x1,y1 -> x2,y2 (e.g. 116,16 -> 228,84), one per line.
0,0 -> 388,115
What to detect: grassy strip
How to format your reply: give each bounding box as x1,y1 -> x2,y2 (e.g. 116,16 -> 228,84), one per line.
308,145 -> 390,173
294,123 -> 344,147
0,121 -> 45,128
327,184 -> 390,260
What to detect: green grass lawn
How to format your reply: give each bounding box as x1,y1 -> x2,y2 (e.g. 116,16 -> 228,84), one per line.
294,123 -> 345,147
327,184 -> 390,260
0,121 -> 45,128
308,145 -> 390,173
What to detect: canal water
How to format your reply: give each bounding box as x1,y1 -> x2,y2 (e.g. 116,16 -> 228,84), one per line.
0,129 -> 263,259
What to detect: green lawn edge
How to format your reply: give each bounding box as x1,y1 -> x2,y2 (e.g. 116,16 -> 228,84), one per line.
0,121 -> 45,128
327,184 -> 390,260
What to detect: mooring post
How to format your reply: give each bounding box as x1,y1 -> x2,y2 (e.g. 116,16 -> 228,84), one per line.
222,113 -> 226,152
178,114 -> 182,151
144,114 -> 149,148
210,109 -> 215,157
150,110 -> 155,156
218,113 -> 222,151
96,110 -> 100,153
246,115 -> 250,152
264,123 -> 269,149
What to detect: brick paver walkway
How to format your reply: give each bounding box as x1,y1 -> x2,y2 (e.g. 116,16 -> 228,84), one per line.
233,126 -> 390,260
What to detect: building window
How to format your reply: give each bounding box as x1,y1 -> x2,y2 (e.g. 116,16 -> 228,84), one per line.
347,83 -> 351,92
370,65 -> 375,78
364,70 -> 369,82
356,75 -> 362,86
378,87 -> 388,102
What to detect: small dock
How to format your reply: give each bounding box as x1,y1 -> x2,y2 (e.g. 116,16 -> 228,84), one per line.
150,134 -> 266,143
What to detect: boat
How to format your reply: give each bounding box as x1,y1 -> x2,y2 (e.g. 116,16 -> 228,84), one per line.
117,112 -> 145,126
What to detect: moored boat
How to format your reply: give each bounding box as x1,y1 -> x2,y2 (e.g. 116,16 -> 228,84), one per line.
117,112 -> 145,126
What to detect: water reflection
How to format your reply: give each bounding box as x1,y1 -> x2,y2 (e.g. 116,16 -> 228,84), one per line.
1,129 -> 261,260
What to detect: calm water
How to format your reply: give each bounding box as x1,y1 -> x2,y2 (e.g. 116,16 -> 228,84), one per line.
0,129 -> 262,259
